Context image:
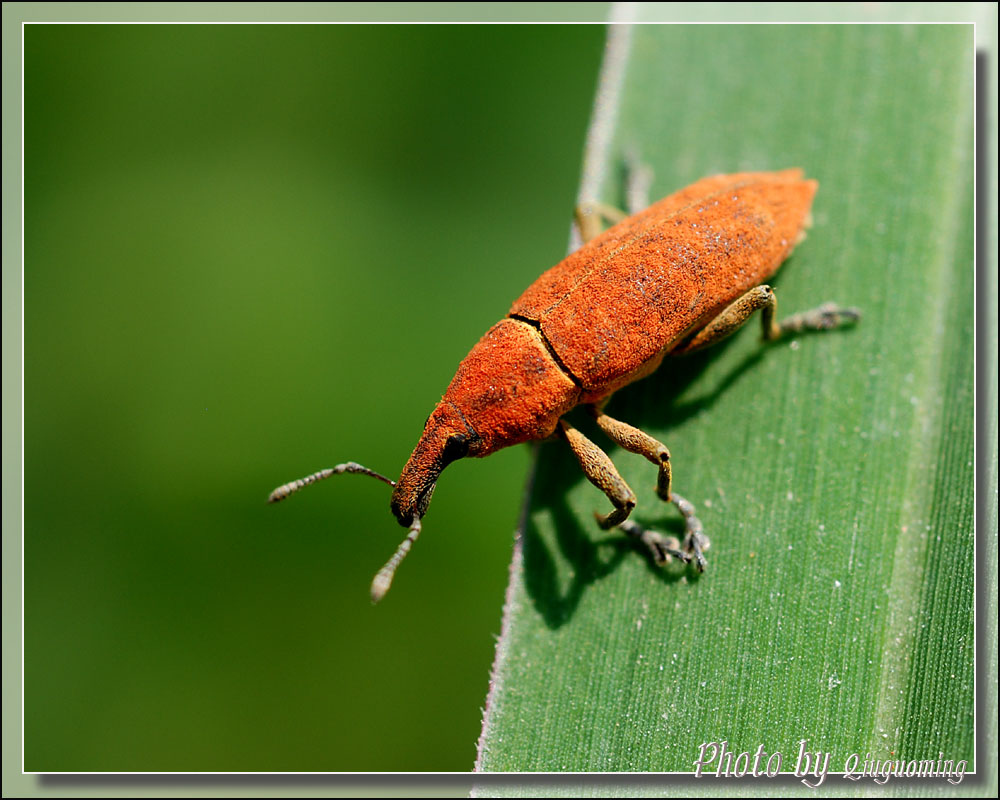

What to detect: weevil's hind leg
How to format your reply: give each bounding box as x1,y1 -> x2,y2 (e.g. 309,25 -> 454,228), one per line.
672,285 -> 861,355
574,201 -> 628,243
558,419 -> 636,530
574,155 -> 654,243
764,301 -> 862,340
623,149 -> 653,214
590,403 -> 710,570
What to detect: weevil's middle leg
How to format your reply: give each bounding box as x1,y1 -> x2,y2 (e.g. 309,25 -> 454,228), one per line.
669,492 -> 710,572
591,401 -> 672,502
618,507 -> 709,572
673,285 -> 860,355
589,403 -> 709,570
619,519 -> 687,567
558,419 -> 635,530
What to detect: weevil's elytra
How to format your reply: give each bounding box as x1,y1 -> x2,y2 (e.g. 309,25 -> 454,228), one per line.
270,167 -> 860,602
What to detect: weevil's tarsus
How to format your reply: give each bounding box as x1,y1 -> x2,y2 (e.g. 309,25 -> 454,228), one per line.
619,519 -> 688,566
766,301 -> 862,339
559,419 -> 636,530
591,401 -> 672,502
670,491 -> 710,571
370,514 -> 422,603
673,284 -> 860,355
268,461 -> 395,503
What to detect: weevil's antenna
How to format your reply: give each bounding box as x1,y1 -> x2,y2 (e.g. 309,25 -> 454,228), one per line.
268,461 -> 395,503
370,514 -> 421,604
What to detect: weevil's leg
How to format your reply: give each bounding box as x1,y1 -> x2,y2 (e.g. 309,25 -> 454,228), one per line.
764,300 -> 862,340
670,491 -> 710,572
574,154 -> 652,242
589,403 -> 709,570
590,401 -> 672,502
574,201 -> 628,243
619,519 -> 688,566
558,419 -> 636,530
672,285 -> 861,355
624,149 -> 653,214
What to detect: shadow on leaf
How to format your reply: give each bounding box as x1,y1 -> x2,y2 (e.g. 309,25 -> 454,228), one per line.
521,336 -> 754,628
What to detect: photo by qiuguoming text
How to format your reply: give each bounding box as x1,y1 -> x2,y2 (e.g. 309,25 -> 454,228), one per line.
694,740 -> 968,787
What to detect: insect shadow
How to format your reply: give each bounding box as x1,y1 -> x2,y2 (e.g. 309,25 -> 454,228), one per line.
520,331 -> 768,629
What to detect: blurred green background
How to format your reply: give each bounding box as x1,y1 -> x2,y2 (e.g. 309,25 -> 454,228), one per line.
24,24 -> 606,771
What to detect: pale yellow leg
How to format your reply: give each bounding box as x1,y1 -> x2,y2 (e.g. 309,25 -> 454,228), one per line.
591,402 -> 672,502
574,201 -> 628,243
589,404 -> 709,570
559,419 -> 635,530
673,285 -> 860,355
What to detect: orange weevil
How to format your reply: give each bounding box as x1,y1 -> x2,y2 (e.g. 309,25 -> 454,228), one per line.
269,167 -> 859,602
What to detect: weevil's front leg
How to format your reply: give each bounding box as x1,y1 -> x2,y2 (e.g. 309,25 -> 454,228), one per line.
558,419 -> 635,530
590,403 -> 710,570
672,285 -> 860,355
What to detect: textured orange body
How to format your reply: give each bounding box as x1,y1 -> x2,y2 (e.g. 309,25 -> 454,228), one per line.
389,169 -> 818,523
510,169 -> 816,400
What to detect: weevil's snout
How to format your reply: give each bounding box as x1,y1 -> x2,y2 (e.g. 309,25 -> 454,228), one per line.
390,401 -> 474,526
390,484 -> 433,528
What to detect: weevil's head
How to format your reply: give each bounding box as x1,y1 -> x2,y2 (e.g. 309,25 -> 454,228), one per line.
390,401 -> 478,526
390,319 -> 580,527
